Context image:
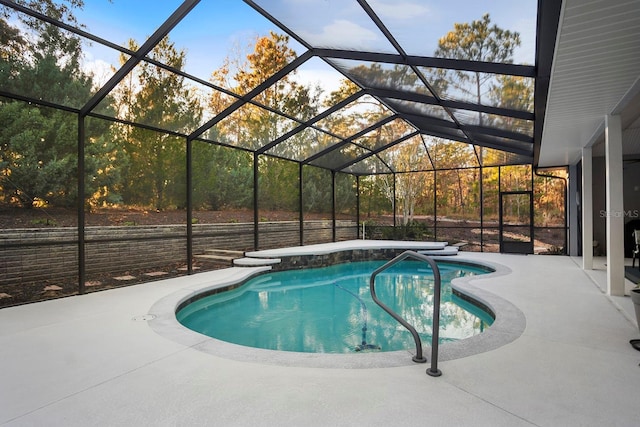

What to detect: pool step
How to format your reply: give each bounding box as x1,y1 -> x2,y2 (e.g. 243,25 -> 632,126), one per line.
195,249 -> 246,267
418,246 -> 459,256
234,257 -> 282,267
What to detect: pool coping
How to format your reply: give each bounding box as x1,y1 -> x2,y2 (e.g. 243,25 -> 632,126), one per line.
148,247 -> 525,369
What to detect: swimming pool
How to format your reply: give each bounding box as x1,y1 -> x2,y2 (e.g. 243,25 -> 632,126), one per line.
177,259 -> 494,354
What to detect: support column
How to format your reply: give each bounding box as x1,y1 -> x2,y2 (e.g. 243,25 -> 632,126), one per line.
356,176 -> 361,239
568,163 -> 579,257
186,137 -> 193,275
331,171 -> 336,242
77,115 -> 86,294
392,173 -> 397,227
582,148 -> 593,270
253,152 -> 259,251
480,165 -> 484,252
299,163 -> 304,246
605,114 -> 625,296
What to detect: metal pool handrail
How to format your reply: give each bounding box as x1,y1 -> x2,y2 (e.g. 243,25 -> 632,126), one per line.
369,250 -> 443,377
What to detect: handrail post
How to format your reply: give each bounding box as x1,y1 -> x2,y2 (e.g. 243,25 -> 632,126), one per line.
369,250 -> 443,376
427,254 -> 442,377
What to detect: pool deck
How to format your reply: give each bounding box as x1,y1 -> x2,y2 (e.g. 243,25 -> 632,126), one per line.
1,243 -> 640,426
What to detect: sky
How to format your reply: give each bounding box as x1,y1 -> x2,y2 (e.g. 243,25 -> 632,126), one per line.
74,0 -> 537,97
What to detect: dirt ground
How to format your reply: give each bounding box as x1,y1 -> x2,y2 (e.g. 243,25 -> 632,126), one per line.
0,206 -> 347,228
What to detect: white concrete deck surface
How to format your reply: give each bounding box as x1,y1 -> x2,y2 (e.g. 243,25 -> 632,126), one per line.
1,246 -> 639,427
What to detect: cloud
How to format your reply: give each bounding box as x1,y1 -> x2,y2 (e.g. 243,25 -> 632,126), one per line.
368,0 -> 430,21
292,67 -> 346,95
299,19 -> 381,49
81,57 -> 115,89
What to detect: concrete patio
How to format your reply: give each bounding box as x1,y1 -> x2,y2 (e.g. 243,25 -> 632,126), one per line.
1,249 -> 639,427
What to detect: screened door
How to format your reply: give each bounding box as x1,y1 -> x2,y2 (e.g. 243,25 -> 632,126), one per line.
499,191 -> 534,254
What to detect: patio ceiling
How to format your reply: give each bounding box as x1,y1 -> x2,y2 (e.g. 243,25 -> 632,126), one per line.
539,0 -> 640,166
0,0 -> 565,174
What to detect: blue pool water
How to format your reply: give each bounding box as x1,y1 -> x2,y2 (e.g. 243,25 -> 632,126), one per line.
177,260 -> 494,354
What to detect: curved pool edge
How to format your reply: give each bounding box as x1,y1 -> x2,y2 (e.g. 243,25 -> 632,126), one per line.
442,257 -> 525,361
147,257 -> 525,369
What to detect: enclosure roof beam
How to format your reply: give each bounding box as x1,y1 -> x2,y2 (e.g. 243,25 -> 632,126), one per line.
0,90 -> 80,114
366,88 -> 535,121
398,120 -> 534,158
391,108 -> 533,147
463,124 -> 534,144
461,137 -> 533,157
313,49 -> 536,78
533,0 -> 564,166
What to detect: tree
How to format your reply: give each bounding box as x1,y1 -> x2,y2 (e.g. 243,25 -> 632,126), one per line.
335,171 -> 357,215
0,103 -> 77,207
0,0 -> 116,208
259,156 -> 298,212
359,175 -> 391,221
378,138 -> 432,225
428,139 -> 478,219
500,164 -> 531,221
192,141 -> 253,210
435,13 -> 521,127
430,14 -> 523,224
211,32 -> 321,151
113,37 -> 203,210
302,166 -> 332,215
209,32 -> 323,212
322,77 -> 405,218
0,18 -> 25,61
489,74 -> 534,137
480,165 -> 500,222
534,168 -> 567,226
